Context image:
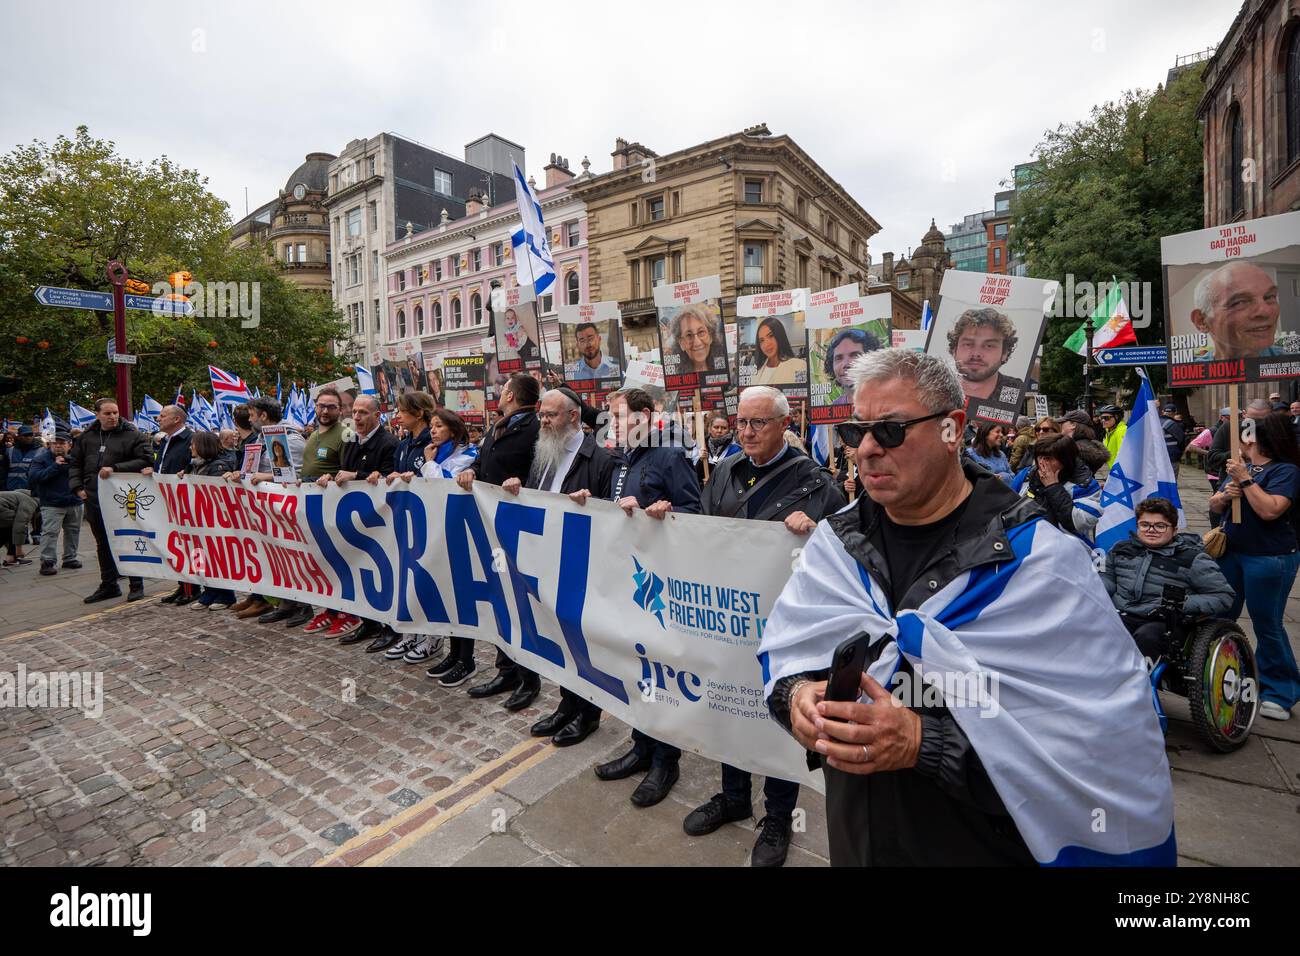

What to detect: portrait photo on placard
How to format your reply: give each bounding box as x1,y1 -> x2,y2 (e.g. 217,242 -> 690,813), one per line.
737,312 -> 807,390
805,294 -> 891,426
1161,210 -> 1300,387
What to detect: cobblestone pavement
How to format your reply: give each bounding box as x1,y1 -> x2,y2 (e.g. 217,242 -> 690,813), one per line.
1,468 -> 1297,867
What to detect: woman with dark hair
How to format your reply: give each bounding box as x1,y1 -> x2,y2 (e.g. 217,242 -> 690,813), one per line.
749,317 -> 804,386
1020,433 -> 1102,540
697,412 -> 741,483
1209,411 -> 1300,721
186,431 -> 238,610
965,420 -> 1011,479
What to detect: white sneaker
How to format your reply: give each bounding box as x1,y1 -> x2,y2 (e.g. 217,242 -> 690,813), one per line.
403,634 -> 442,664
1259,701 -> 1292,721
384,633 -> 419,660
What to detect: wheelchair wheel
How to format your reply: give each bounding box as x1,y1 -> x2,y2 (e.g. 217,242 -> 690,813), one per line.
1187,619 -> 1258,752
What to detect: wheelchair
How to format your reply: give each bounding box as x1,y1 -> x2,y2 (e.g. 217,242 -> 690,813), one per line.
1146,584 -> 1259,753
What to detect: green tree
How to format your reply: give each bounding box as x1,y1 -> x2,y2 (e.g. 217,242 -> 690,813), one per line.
1012,68 -> 1204,411
0,126 -> 350,423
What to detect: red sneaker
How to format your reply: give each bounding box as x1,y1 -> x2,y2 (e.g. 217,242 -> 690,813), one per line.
326,614 -> 363,638
303,611 -> 337,634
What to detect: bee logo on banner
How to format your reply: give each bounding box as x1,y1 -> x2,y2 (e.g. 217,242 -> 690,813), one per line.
736,288 -> 810,397
805,284 -> 890,426
924,271 -> 1056,427
1161,210 -> 1300,386
654,275 -> 729,394
490,284 -> 543,375
558,301 -> 624,406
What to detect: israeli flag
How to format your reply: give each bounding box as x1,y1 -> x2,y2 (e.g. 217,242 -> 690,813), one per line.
40,408 -> 57,440
68,402 -> 96,429
133,413 -> 159,434
1095,369 -> 1183,551
511,160 -> 556,295
355,363 -> 377,395
421,442 -> 479,480
141,394 -> 163,419
810,424 -> 832,468
759,513 -> 1176,865
921,298 -> 934,332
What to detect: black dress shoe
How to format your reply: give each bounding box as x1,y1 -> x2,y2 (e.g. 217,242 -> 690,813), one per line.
530,705 -> 577,737
174,591 -> 198,606
467,671 -> 521,699
282,607 -> 313,628
551,712 -> 600,748
341,620 -> 382,645
683,793 -> 753,836
84,585 -> 122,604
751,815 -> 792,868
630,764 -> 680,808
594,748 -> 652,781
126,584 -> 146,602
258,605 -> 297,624
160,586 -> 184,605
365,627 -> 401,653
503,679 -> 540,712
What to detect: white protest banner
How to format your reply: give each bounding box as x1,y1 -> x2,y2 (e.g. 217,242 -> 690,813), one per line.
623,358 -> 666,391
100,475 -> 819,789
310,376 -> 357,400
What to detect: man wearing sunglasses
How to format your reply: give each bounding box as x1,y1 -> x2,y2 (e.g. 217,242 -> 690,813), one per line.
758,348 -> 1174,866
682,385 -> 845,867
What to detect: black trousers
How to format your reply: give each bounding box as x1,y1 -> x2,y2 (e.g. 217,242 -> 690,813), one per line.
721,764 -> 799,819
558,686 -> 600,720
1120,612 -> 1167,661
84,498 -> 141,589
449,637 -> 475,666
631,728 -> 680,768
494,648 -> 538,686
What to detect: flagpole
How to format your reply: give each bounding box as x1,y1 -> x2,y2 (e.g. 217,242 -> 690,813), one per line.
512,157 -> 560,384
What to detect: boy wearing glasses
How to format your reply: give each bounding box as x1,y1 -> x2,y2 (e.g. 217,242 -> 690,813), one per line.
1099,497 -> 1234,661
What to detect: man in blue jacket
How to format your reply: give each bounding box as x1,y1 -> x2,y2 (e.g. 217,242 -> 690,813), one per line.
30,426 -> 82,575
584,387 -> 701,808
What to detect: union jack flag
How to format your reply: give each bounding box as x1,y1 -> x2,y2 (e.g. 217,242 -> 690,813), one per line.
208,365 -> 252,406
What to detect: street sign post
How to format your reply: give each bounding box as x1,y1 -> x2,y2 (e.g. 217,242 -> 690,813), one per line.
1093,346 -> 1169,366
33,285 -> 193,316
107,262 -> 131,416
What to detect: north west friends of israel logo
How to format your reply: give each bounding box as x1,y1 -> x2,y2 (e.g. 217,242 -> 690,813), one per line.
631,556 -> 666,628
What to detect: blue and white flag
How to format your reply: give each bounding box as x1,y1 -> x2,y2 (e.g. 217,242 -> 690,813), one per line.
68,402 -> 96,430
190,391 -> 220,432
759,512 -> 1176,865
1095,369 -> 1183,551
133,413 -> 159,434
510,160 -> 556,296
40,408 -> 57,440
355,364 -> 377,396
420,442 -> 479,480
276,373 -> 282,406
921,298 -> 934,332
810,424 -> 832,468
141,394 -> 163,419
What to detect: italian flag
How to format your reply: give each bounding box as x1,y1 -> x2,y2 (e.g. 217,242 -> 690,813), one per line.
1063,278 -> 1137,356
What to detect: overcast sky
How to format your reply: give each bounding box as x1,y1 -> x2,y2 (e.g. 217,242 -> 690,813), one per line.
0,0 -> 1237,258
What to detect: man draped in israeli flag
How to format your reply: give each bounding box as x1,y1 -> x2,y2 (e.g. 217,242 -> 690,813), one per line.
758,349 -> 1174,866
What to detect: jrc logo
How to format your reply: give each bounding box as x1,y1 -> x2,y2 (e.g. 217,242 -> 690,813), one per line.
635,643 -> 702,703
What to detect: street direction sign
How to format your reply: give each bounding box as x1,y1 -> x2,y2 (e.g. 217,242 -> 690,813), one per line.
111,353 -> 137,365
1093,346 -> 1169,366
34,285 -> 194,316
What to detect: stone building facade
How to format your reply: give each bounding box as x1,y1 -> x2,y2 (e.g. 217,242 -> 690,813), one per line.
229,152 -> 335,295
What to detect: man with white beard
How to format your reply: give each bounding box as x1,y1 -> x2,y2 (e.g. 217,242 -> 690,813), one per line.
502,387 -> 619,746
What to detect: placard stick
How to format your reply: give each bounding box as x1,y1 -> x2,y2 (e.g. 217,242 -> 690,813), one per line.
695,387 -> 710,481
1230,385 -> 1242,523
847,455 -> 857,502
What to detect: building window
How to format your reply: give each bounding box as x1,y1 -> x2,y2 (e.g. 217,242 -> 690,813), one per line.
672,251 -> 684,283
629,202 -> 639,225
647,196 -> 665,221
359,300 -> 365,328
348,255 -> 360,286
565,222 -> 580,247
796,194 -> 807,220
1229,104 -> 1245,216
566,270 -> 580,305
434,169 -> 452,195
798,254 -> 809,288
347,207 -> 362,237
471,248 -> 481,271
744,179 -> 763,204
671,191 -> 681,216
452,298 -> 462,329
743,242 -> 765,285
1287,27 -> 1300,166
492,241 -> 504,266
397,309 -> 407,338
396,270 -> 405,292
650,256 -> 666,287
897,273 -> 910,290
368,156 -> 376,178
417,265 -> 425,286
540,293 -> 554,314
471,292 -> 483,325
994,223 -> 1009,238
995,197 -> 1010,213
630,262 -> 640,298
373,299 -> 379,331
415,304 -> 425,335
434,259 -> 443,281
434,300 -> 443,333
371,250 -> 379,281
453,255 -> 463,278
993,248 -> 1003,267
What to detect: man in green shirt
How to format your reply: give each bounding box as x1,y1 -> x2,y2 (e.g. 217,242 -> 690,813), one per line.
299,386 -> 345,479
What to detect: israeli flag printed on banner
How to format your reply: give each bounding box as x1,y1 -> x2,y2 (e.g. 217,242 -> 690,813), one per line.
1094,369 -> 1184,551
68,402 -> 96,429
759,513 -> 1176,865
355,364 -> 377,395
511,160 -> 556,296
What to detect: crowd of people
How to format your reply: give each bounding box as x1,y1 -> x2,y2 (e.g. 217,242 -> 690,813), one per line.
8,360 -> 1300,865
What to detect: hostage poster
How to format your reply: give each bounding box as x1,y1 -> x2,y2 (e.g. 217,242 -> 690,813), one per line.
924,271 -> 1057,426
490,284 -> 543,375
654,275 -> 729,394
805,285 -> 889,426
442,353 -> 487,427
735,287 -> 810,397
558,301 -> 624,404
1160,210 -> 1300,386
